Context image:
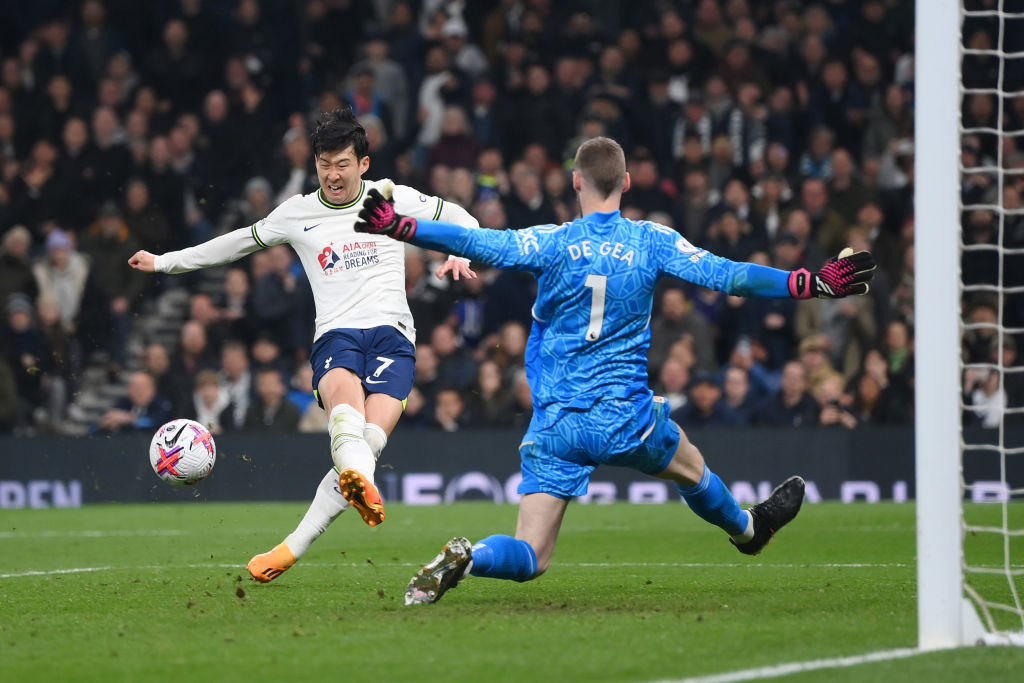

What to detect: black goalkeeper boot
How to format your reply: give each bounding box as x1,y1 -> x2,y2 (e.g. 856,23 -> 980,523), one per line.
731,476 -> 805,556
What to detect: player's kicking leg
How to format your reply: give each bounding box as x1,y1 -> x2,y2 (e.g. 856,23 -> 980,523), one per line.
405,492 -> 568,605
247,421 -> 389,582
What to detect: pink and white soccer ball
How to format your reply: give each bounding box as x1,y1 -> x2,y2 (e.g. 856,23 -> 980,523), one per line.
149,419 -> 217,486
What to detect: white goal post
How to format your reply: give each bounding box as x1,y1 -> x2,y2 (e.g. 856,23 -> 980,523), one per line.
916,0 -> 1024,649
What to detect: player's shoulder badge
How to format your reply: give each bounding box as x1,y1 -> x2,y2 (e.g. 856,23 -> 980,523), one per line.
676,237 -> 706,263
675,237 -> 699,254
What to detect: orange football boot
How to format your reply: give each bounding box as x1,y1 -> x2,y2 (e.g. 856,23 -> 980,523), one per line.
247,543 -> 296,583
337,467 -> 386,526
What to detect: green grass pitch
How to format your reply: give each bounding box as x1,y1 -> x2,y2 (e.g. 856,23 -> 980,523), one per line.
3,501 -> 1024,682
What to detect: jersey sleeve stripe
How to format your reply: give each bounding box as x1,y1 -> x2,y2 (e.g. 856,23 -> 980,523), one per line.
251,223 -> 269,249
432,198 -> 444,220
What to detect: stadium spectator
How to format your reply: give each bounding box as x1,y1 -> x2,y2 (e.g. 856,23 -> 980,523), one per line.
249,244 -> 299,352
796,333 -> 842,395
827,148 -> 870,226
122,177 -> 171,255
244,366 -> 300,432
272,127 -> 318,206
464,359 -> 515,429
671,374 -> 735,427
427,106 -> 479,172
721,365 -> 755,425
286,362 -> 317,417
0,225 -> 37,303
648,287 -> 716,375
190,368 -> 229,434
795,275 -> 876,380
81,202 -> 145,369
32,229 -> 88,332
141,342 -> 173,405
814,373 -> 858,429
752,360 -> 819,427
795,177 -> 847,256
882,318 -> 914,381
219,340 -> 252,432
220,267 -> 253,344
351,35 -> 409,140
98,370 -> 172,433
167,319 -> 217,415
0,357 -> 19,434
343,65 -> 394,138
250,333 -> 290,385
433,386 -> 467,432
405,246 -> 452,343
653,358 -> 691,413
504,163 -> 558,229
510,368 -> 533,429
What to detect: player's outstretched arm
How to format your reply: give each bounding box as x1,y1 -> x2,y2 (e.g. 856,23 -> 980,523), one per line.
787,249 -> 877,299
126,227 -> 266,274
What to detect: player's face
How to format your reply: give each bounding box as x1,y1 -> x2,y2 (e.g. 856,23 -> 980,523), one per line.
316,146 -> 370,204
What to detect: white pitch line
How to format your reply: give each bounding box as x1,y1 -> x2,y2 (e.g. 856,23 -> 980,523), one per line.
0,530 -> 185,539
574,562 -> 912,568
651,648 -> 923,683
0,561 -> 913,580
3,560 -> 1018,580
0,566 -> 112,579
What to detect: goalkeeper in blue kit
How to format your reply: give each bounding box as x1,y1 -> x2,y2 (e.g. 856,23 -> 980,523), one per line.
355,137 -> 876,605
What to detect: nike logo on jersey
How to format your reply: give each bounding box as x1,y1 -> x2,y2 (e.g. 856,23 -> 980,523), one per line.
303,223 -> 322,232
364,376 -> 387,385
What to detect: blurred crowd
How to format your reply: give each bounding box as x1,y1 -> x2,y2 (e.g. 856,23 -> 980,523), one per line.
0,0 -> 1018,436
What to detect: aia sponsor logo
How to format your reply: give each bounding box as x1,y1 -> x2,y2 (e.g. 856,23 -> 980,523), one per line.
318,240 -> 381,276
318,243 -> 341,272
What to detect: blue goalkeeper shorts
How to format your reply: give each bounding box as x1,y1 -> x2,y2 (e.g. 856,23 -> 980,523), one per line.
518,396 -> 681,499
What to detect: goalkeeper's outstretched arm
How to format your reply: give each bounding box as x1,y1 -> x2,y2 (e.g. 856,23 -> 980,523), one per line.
353,188 -> 877,299
659,243 -> 877,300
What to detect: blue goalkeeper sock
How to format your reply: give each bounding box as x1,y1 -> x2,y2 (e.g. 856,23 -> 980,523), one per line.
677,465 -> 752,540
469,535 -> 538,582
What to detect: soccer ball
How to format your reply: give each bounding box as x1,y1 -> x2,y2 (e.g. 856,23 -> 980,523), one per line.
149,419 -> 217,486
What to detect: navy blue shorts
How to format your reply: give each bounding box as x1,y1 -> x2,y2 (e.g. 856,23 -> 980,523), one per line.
310,326 -> 416,406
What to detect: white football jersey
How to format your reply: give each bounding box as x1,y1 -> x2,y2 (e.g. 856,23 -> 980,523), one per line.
154,179 -> 479,343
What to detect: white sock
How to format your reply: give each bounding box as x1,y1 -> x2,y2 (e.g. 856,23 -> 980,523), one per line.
280,423 -> 390,560
329,404 -> 376,482
364,423 -> 387,460
283,469 -> 349,559
729,511 -> 755,544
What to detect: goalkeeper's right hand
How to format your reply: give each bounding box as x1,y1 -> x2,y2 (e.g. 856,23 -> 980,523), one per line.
788,249 -> 876,299
354,186 -> 418,241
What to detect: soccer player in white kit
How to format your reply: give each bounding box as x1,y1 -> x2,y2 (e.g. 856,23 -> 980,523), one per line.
128,108 -> 479,582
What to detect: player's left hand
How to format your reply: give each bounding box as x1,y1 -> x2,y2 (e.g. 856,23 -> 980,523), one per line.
355,186 -> 418,241
788,248 -> 876,299
435,258 -> 477,281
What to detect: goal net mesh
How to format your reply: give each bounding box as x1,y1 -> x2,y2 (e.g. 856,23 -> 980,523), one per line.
959,0 -> 1024,638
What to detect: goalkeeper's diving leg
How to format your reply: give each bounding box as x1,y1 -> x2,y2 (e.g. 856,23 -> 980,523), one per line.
655,424 -> 805,556
405,492 -> 566,605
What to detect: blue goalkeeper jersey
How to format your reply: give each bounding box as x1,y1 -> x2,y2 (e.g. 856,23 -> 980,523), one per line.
411,211 -> 791,412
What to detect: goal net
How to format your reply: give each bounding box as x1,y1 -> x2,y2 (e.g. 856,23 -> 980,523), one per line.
917,0 -> 1024,649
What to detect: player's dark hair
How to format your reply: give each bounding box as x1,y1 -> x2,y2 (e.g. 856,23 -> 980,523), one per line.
573,137 -> 626,199
311,107 -> 368,159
